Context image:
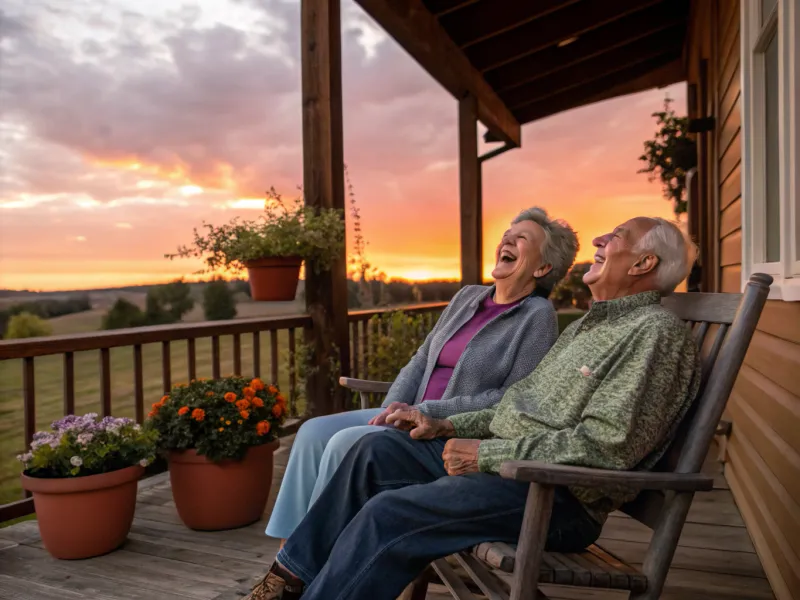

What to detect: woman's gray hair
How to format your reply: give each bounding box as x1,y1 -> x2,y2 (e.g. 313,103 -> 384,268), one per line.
512,207 -> 579,291
634,218 -> 698,295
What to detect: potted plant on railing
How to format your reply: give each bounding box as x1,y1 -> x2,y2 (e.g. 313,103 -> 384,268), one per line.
167,188 -> 345,301
147,376 -> 286,530
17,414 -> 157,560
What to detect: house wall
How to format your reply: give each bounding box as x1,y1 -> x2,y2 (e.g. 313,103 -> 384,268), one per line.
687,2 -> 800,599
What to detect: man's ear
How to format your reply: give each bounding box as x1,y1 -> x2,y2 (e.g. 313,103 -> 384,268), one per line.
628,254 -> 659,276
534,264 -> 553,278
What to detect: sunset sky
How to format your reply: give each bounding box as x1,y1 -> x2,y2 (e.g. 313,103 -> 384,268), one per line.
0,0 -> 686,292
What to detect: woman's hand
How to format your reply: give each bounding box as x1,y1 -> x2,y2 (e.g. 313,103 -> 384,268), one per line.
368,402 -> 412,426
442,439 -> 481,475
385,410 -> 455,440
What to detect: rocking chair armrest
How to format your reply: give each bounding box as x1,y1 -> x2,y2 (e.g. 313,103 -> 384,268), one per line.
338,377 -> 393,394
499,461 -> 714,492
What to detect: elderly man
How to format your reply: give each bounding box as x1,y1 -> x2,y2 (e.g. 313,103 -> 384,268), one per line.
247,217 -> 701,600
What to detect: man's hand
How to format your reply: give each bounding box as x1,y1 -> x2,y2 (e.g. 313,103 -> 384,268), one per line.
442,439 -> 481,476
368,402 -> 412,426
385,410 -> 455,440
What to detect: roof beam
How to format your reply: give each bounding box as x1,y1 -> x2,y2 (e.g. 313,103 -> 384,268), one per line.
423,0 -> 477,17
503,28 -> 684,109
440,0 -> 581,49
486,1 -> 688,92
511,56 -> 684,124
356,0 -> 521,146
467,0 -> 661,72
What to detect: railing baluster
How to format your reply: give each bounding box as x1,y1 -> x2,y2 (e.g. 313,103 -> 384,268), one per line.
288,328 -> 297,415
162,341 -> 171,393
253,331 -> 261,378
270,330 -> 279,385
63,352 -> 75,416
233,333 -> 242,376
187,338 -> 196,381
212,336 -> 221,379
23,357 -> 35,447
100,348 -> 112,416
352,321 -> 360,379
23,356 -> 34,498
134,344 -> 144,423
361,318 -> 369,379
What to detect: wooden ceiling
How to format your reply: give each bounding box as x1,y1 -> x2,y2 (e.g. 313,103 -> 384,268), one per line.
357,0 -> 690,144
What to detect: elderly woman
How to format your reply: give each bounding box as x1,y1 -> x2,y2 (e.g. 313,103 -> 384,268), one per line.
265,207 -> 578,542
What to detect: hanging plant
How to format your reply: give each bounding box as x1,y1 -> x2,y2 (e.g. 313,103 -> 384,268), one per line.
638,96 -> 697,216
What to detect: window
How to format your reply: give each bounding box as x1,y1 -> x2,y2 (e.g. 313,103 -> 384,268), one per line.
741,0 -> 800,300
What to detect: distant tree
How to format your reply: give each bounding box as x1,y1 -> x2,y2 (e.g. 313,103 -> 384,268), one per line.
102,299 -> 145,330
144,280 -> 195,324
551,262 -> 592,310
203,279 -> 237,321
5,312 -> 53,339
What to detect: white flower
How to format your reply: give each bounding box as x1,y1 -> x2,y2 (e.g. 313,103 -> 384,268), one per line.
106,426 -> 120,436
70,456 -> 83,467
139,458 -> 151,467
578,365 -> 593,377
77,433 -> 93,446
16,452 -> 32,463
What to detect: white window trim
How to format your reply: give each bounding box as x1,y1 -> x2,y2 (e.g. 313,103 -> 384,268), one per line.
741,0 -> 800,300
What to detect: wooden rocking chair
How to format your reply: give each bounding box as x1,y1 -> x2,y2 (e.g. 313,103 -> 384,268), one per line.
339,273 -> 773,600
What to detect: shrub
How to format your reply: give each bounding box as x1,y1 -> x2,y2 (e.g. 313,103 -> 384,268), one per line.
147,376 -> 286,462
17,414 -> 157,478
203,279 -> 237,321
366,311 -> 431,382
102,298 -> 145,330
5,312 -> 53,339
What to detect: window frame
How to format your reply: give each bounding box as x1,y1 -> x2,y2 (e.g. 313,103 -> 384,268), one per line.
741,0 -> 800,300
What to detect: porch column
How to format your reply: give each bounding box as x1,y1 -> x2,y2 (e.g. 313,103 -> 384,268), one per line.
301,0 -> 350,415
459,94 -> 483,287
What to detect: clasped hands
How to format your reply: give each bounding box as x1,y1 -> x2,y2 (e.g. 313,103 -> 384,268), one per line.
368,403 -> 481,476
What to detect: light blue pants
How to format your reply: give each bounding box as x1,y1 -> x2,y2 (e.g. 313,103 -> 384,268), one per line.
265,408 -> 384,539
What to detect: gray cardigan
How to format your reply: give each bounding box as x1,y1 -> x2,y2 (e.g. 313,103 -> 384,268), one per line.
381,285 -> 558,419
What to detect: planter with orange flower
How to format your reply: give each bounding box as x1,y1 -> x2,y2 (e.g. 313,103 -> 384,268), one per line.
147,376 -> 287,530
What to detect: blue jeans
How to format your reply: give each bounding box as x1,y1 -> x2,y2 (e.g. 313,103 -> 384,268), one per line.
265,408 -> 384,538
277,429 -> 601,600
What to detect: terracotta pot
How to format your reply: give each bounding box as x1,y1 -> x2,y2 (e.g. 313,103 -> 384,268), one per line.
168,439 -> 279,531
245,257 -> 302,301
21,465 -> 144,560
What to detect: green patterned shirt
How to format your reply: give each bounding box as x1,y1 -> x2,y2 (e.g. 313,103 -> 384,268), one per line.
448,291 -> 700,523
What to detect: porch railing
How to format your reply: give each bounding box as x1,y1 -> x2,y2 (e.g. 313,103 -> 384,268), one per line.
0,302 -> 447,522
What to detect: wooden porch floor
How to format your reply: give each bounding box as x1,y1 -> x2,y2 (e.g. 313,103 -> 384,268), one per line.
0,435 -> 775,600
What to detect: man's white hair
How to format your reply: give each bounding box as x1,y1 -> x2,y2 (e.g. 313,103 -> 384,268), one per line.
511,207 -> 579,291
634,218 -> 698,295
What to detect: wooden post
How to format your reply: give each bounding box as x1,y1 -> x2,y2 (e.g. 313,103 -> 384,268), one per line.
301,0 -> 350,416
459,94 -> 482,287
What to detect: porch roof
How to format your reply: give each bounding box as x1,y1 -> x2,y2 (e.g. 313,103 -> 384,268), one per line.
356,0 -> 690,145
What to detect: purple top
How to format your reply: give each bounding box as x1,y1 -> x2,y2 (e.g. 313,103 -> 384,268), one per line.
422,294 -> 521,401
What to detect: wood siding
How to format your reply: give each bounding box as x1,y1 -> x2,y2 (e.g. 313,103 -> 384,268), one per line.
688,2 -> 800,599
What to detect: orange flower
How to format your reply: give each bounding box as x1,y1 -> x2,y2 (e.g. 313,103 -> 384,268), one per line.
159,395 -> 169,405
192,408 -> 206,421
218,427 -> 224,432
177,406 -> 189,416
276,394 -> 286,404
225,420 -> 231,425
148,409 -> 157,418
205,391 -> 215,397
272,403 -> 283,418
242,386 -> 256,398
224,392 -> 237,403
250,397 -> 264,408
220,417 -> 225,422
239,410 -> 250,420
237,419 -> 243,425
256,421 -> 271,436
251,378 -> 265,391
267,385 -> 278,395
235,399 -> 251,411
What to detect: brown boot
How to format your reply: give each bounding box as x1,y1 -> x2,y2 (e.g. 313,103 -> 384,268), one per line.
245,567 -> 304,600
